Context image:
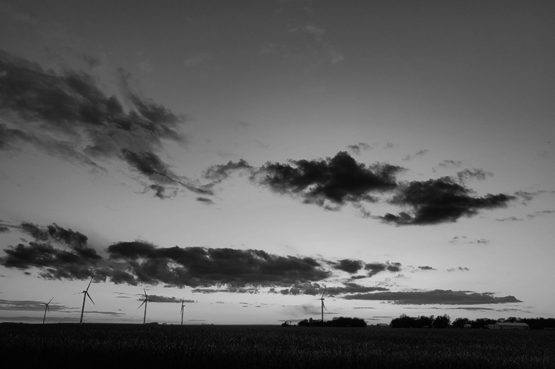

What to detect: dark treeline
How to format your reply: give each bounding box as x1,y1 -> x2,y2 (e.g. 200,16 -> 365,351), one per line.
390,314 -> 555,329
297,317 -> 367,327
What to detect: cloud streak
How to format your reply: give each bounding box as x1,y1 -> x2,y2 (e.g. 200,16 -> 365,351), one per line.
343,290 -> 521,305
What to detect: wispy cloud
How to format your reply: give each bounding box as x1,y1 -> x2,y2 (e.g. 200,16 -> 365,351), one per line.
0,50 -> 207,198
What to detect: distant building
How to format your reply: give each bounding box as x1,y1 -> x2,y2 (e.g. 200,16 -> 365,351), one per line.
487,322 -> 529,330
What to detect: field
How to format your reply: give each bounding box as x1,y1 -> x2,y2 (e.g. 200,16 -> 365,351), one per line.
1,324 -> 553,369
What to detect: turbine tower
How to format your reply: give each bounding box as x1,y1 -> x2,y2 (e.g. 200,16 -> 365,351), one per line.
180,300 -> 186,325
138,289 -> 149,324
319,289 -> 326,327
79,277 -> 95,324
42,297 -> 54,324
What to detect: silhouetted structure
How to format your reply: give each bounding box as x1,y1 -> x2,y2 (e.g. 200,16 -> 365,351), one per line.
138,289 -> 149,324
79,277 -> 95,324
180,300 -> 186,325
42,297 -> 53,324
391,315 -> 555,329
298,317 -> 366,327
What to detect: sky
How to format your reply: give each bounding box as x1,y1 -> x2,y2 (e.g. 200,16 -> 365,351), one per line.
0,0 -> 553,325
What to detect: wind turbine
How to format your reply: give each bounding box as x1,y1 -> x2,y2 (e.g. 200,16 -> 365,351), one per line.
138,289 -> 149,324
319,288 -> 326,327
79,277 -> 95,324
42,297 -> 54,324
180,300 -> 186,325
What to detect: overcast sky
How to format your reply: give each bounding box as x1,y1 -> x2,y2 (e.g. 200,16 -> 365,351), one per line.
0,0 -> 553,324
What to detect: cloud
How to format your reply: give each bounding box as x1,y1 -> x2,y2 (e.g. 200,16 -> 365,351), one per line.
273,282 -> 387,296
527,210 -> 555,219
365,262 -> 402,277
1,222 -> 104,280
346,142 -> 372,155
382,177 -> 514,225
333,259 -> 364,273
402,149 -> 429,161
203,159 -> 253,185
343,290 -> 521,305
1,222 -> 414,291
144,295 -> 195,303
437,160 -> 463,169
496,216 -> 523,222
0,225 -> 9,233
514,190 -> 555,204
254,151 -> 401,208
192,287 -> 260,294
263,3 -> 343,66
449,236 -> 489,245
428,306 -> 530,313
0,298 -> 67,311
0,50 -> 203,198
196,197 -> 214,205
418,266 -> 435,271
456,168 -> 493,182
446,267 -> 470,272
107,242 -> 331,287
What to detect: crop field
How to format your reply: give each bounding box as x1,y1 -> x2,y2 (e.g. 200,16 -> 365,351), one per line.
0,324 -> 553,369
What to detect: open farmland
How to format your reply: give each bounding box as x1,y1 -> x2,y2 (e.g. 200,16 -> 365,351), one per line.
0,324 -> 553,369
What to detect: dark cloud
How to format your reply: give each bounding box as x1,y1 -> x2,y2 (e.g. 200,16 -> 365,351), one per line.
1,222 -> 411,291
144,295 -> 195,303
1,222 -> 102,280
196,197 -> 214,205
418,266 -> 435,271
333,259 -> 364,273
20,222 -> 49,241
254,151 -> 401,207
343,289 -> 521,305
365,262 -> 402,277
107,242 -> 331,287
0,50 -> 204,197
1,242 -> 98,280
0,225 -> 9,233
456,168 -> 493,182
382,177 -> 514,225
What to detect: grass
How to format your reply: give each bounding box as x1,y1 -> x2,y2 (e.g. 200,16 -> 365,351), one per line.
0,324 -> 553,369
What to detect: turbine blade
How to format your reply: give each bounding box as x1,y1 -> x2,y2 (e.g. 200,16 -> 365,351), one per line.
138,300 -> 145,309
86,292 -> 95,305
47,297 -> 54,305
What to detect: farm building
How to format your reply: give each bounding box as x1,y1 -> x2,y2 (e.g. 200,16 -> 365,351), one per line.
487,322 -> 529,330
